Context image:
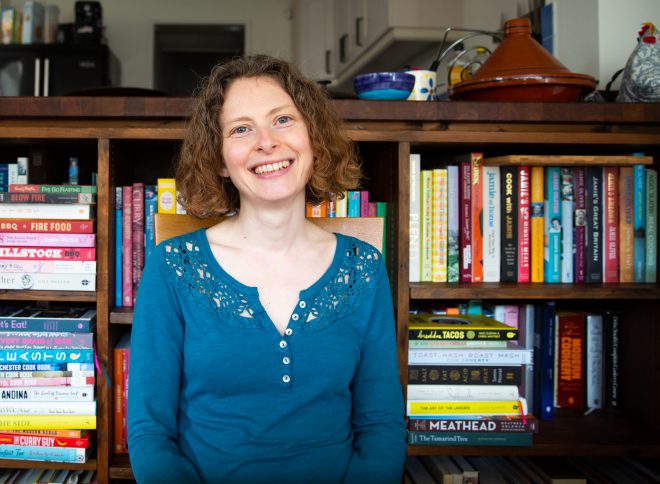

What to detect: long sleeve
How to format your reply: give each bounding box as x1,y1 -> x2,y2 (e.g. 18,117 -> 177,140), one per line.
342,258 -> 407,484
127,244 -> 204,483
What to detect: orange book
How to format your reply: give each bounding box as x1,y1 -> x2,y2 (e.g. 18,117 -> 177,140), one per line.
618,167 -> 634,282
603,167 -> 619,283
113,343 -> 125,453
305,201 -> 327,218
470,153 -> 484,282
531,166 -> 544,282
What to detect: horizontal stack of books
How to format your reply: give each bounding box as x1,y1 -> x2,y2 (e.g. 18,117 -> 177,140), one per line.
0,305 -> 97,464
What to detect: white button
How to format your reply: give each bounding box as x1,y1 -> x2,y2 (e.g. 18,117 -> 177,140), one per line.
285,328 -> 293,336
282,375 -> 291,383
291,314 -> 299,321
283,357 -> 290,365
299,301 -> 307,308
279,341 -> 287,349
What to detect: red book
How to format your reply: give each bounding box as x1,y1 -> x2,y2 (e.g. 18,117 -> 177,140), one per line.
574,167 -> 587,283
122,186 -> 133,307
459,161 -> 472,282
0,219 -> 95,233
0,246 -> 95,260
0,433 -> 91,448
470,153 -> 484,282
360,190 -> 370,217
603,167 -> 619,283
132,182 -> 145,304
518,166 -> 531,282
555,311 -> 585,409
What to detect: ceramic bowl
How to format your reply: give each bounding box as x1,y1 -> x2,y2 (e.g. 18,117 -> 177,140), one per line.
353,72 -> 416,100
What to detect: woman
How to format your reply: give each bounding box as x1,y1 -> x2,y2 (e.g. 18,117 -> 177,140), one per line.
127,55 -> 406,483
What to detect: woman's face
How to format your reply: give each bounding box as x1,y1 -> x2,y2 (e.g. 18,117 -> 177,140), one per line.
219,75 -> 314,208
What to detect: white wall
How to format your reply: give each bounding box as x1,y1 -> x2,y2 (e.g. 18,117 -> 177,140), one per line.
15,0 -> 293,89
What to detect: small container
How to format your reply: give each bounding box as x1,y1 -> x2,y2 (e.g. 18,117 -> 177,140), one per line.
69,157 -> 79,185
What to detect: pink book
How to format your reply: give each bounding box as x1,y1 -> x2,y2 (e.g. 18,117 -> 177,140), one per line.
518,166 -> 531,282
360,190 -> 369,217
0,246 -> 95,260
0,376 -> 94,387
603,167 -> 619,283
459,161 -> 472,282
0,233 -> 95,247
132,183 -> 145,304
122,186 -> 133,307
574,167 -> 587,283
368,202 -> 377,217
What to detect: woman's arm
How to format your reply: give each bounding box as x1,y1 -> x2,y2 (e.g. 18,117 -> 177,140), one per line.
343,256 -> 407,484
127,243 -> 204,483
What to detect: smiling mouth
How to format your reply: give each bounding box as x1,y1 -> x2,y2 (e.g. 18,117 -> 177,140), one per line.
253,160 -> 291,175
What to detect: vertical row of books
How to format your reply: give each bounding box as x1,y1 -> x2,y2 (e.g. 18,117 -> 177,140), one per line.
2,1 -> 60,45
409,153 -> 658,284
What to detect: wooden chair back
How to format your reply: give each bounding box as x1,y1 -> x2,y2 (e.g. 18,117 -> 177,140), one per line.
154,213 -> 384,251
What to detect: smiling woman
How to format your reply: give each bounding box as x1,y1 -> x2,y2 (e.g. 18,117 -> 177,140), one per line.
127,55 -> 407,484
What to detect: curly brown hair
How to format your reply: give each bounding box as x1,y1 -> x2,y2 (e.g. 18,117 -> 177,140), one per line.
176,54 -> 362,218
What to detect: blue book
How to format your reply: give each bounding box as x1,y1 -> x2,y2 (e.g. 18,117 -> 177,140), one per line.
0,444 -> 89,463
534,300 -> 555,420
544,167 -> 561,283
144,185 -> 158,260
633,164 -> 646,282
0,348 -> 94,364
347,190 -> 361,217
560,168 -> 574,282
646,168 -> 657,282
0,362 -> 94,372
115,186 -> 123,308
0,307 -> 96,333
0,164 -> 8,191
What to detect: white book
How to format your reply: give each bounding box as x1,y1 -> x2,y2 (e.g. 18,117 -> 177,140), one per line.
408,348 -> 533,365
0,385 -> 94,401
16,158 -> 28,185
335,191 -> 348,218
21,1 -> 44,44
0,272 -> 95,291
0,203 -> 93,220
0,259 -> 96,274
482,165 -> 500,281
561,168 -> 574,282
409,154 -> 421,282
585,313 -> 604,410
431,168 -> 447,282
407,384 -> 519,401
518,303 -> 535,410
0,400 -> 96,415
447,165 -> 460,283
7,164 -> 17,187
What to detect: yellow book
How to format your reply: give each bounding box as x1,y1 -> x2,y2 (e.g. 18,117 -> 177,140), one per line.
432,168 -> 448,282
0,414 -> 96,430
420,170 -> 433,281
157,178 -> 177,214
619,167 -> 634,282
335,191 -> 348,218
531,166 -> 544,282
407,398 -> 527,416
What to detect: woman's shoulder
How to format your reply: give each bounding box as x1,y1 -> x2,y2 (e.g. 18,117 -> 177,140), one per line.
335,233 -> 382,267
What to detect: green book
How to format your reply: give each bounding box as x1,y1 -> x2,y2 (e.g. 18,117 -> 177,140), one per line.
408,431 -> 533,446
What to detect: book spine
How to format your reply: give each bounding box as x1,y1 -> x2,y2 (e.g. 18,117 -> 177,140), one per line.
0,370 -> 93,379
431,168 -> 448,282
534,300 -> 556,420
0,203 -> 93,220
5,429 -> 87,438
408,349 -> 533,365
0,433 -> 90,448
544,167 -> 561,283
7,164 -> 17,187
0,233 -> 95,247
0,247 -> 95,261
408,417 -> 538,433
407,384 -> 519,401
347,191 -> 360,217
471,153 -> 484,282
560,168 -> 574,282
603,311 -> 620,409
122,186 -> 133,307
0,385 -> 94,401
518,166 -> 531,282
0,363 -> 94,372
132,182 -> 145,305
0,349 -> 94,364
9,185 -> 97,194
574,167 -> 587,283
144,185 -> 157,261
530,166 -> 544,282
0,332 -> 93,348
0,376 -> 94,387
115,187 -> 123,307
0,272 -> 95,291
586,166 -> 603,283
376,202 -> 387,258
0,219 -> 94,233
482,165 -> 500,282
501,166 -> 518,282
420,170 -> 433,281
113,344 -> 125,453
459,161 -> 472,282
327,195 -> 337,218
645,168 -> 657,282
555,312 -> 585,409
156,178 -> 176,214
633,164 -> 646,282
407,431 -> 532,447
0,320 -> 94,333
585,313 -> 603,409
0,260 -> 96,274
409,328 -> 517,341
0,400 -> 95,416
603,167 -> 619,283
121,341 -> 130,453
335,191 -> 348,218
618,167 -> 635,282
407,399 -> 526,416
0,192 -> 95,204
409,154 -> 421,283
359,190 -> 369,217
447,165 -> 460,283
408,365 -> 522,385
0,443 -> 88,463
408,340 -> 508,349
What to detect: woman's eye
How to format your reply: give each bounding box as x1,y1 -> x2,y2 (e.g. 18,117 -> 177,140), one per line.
232,126 -> 248,135
276,115 -> 292,125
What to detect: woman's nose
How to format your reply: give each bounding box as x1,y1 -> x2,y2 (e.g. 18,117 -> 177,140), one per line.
256,128 -> 278,152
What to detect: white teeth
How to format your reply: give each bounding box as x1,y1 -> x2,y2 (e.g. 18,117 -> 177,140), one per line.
254,160 -> 291,174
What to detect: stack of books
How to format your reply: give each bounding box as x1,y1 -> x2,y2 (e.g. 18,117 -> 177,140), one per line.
0,305 -> 97,463
0,183 -> 96,291
0,468 -> 97,482
406,313 -> 537,446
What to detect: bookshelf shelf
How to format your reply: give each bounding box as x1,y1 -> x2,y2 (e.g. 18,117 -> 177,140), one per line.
109,454 -> 133,480
0,290 -> 96,302
0,458 -> 97,471
109,308 -> 134,325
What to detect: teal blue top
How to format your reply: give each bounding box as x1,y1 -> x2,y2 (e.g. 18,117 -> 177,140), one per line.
127,229 -> 406,483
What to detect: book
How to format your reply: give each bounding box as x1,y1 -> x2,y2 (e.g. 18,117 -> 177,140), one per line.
603,310 -> 620,409
157,178 -> 176,214
0,385 -> 94,401
420,170 -> 433,281
544,166 -> 561,283
408,314 -> 519,341
408,348 -> 533,365
446,165 -> 459,283
574,166 -> 587,283
359,190 -> 369,217
633,164 -> 646,282
0,203 -> 94,220
585,166 -> 603,283
0,246 -> 96,261
555,311 -> 585,409
0,377 -> 94,389
408,339 -> 508,349
132,182 -> 145,304
0,219 -> 94,233
407,384 -> 519,401
9,185 -> 97,194
500,165 -> 518,282
560,168 -> 574,283
617,167 -> 635,284
470,153 -> 484,282
0,443 -> 89,463
347,190 -> 360,217
602,166 -> 619,283
0,363 -> 93,372
115,186 -> 123,307
431,168 -> 447,282
0,192 -> 95,204
646,168 -> 657,282
408,365 -> 522,385
407,398 -> 527,416
0,331 -> 93,348
122,185 -> 133,307
0,401 -> 95,415
0,306 -> 95,333
0,433 -> 91,448
114,332 -> 131,453
518,165 -> 531,282
0,346 -> 94,364
585,313 -> 603,410
408,431 -> 533,446
0,272 -> 95,291
459,160 -> 472,282
335,191 -> 348,218
144,185 -> 157,260
409,154 -> 421,283
530,166 -> 544,282
0,233 -> 95,247
534,300 -> 556,420
0,260 -> 96,274
482,165 -> 500,282
408,415 -> 538,433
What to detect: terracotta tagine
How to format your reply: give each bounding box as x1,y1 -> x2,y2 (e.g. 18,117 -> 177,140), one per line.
449,17 -> 597,102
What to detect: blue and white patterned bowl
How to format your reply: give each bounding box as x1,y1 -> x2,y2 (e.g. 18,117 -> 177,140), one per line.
353,72 -> 416,100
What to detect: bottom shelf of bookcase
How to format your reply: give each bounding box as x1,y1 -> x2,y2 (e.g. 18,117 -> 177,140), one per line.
109,454 -> 134,480
0,458 -> 96,470
0,290 -> 96,302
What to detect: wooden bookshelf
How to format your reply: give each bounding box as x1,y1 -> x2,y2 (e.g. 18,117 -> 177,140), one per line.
1,98 -> 659,483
